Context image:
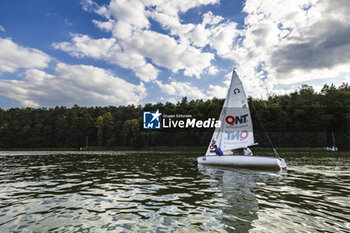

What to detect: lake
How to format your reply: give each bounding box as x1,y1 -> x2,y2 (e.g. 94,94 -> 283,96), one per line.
0,151 -> 349,232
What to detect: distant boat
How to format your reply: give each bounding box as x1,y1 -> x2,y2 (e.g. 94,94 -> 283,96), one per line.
197,69 -> 287,170
324,130 -> 338,152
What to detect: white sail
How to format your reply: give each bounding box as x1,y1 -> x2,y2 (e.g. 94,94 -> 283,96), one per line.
205,70 -> 255,155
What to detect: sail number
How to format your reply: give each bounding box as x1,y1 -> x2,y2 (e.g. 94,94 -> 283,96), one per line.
233,88 -> 240,94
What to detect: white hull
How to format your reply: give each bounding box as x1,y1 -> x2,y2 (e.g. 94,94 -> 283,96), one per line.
325,147 -> 338,152
197,155 -> 286,170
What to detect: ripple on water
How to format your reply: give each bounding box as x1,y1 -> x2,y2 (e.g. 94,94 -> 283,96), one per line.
0,151 -> 349,232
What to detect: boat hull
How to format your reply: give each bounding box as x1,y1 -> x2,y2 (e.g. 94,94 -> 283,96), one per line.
324,147 -> 338,152
197,155 -> 286,170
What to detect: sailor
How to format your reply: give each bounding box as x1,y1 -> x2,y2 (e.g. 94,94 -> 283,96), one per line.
214,145 -> 223,156
231,149 -> 239,155
243,146 -> 253,156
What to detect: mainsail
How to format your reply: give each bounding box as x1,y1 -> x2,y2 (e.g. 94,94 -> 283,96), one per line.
205,70 -> 255,155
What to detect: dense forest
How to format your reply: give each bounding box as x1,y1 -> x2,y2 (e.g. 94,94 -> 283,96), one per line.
0,83 -> 349,149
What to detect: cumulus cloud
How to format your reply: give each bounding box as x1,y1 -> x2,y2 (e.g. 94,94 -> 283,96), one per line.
53,34 -> 158,82
207,84 -> 228,99
126,30 -> 214,77
155,76 -> 233,100
0,63 -> 146,107
53,35 -> 117,59
160,97 -> 178,104
207,66 -> 219,75
147,10 -> 239,59
57,0 -> 350,99
3,0 -> 348,108
54,0 -> 221,81
92,19 -> 114,31
146,0 -> 219,16
229,0 -> 350,95
269,20 -> 350,80
155,80 -> 206,99
0,25 -> 5,32
0,37 -> 51,73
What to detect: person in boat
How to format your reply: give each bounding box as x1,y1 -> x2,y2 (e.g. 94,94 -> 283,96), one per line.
243,146 -> 253,156
214,145 -> 223,156
231,149 -> 239,155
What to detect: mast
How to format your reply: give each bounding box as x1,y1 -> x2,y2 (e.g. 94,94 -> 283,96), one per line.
218,70 -> 234,148
332,130 -> 335,146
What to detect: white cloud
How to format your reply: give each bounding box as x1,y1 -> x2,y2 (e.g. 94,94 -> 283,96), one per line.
64,19 -> 73,26
141,0 -> 219,19
0,25 -> 5,32
0,37 -> 51,73
125,30 -> 214,77
5,0 -> 347,108
55,0 -> 221,81
93,19 -> 115,31
167,97 -> 178,104
147,10 -> 239,58
160,97 -> 178,104
206,84 -> 228,99
109,0 -> 149,30
207,66 -> 219,75
53,34 -> 158,82
54,30 -> 214,80
155,80 -> 206,99
228,0 -> 350,97
0,63 -> 146,107
53,35 -> 117,59
345,76 -> 350,83
81,0 -> 94,11
223,71 -> 232,86
81,0 -> 112,18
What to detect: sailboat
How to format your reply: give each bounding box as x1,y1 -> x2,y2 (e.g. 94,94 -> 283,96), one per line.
197,69 -> 287,170
324,130 -> 338,152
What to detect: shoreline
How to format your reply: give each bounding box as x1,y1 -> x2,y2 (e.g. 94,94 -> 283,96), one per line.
0,146 -> 348,152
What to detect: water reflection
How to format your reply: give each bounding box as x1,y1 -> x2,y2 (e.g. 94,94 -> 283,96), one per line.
250,164 -> 350,233
198,164 -> 286,232
0,151 -> 349,232
0,152 -> 232,232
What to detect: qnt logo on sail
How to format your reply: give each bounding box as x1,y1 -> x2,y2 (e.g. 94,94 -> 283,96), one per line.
225,114 -> 248,125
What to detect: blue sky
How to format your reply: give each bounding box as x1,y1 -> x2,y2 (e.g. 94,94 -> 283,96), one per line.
0,0 -> 349,109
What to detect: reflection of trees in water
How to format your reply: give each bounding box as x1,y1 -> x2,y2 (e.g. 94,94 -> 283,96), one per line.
198,165 -> 282,232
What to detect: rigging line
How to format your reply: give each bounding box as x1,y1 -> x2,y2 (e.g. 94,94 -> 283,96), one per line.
251,100 -> 280,159
332,129 -> 336,146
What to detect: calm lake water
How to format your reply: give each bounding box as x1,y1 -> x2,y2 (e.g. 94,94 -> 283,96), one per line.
0,151 -> 349,232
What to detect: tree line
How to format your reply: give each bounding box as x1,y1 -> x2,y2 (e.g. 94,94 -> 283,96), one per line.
0,83 -> 349,149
